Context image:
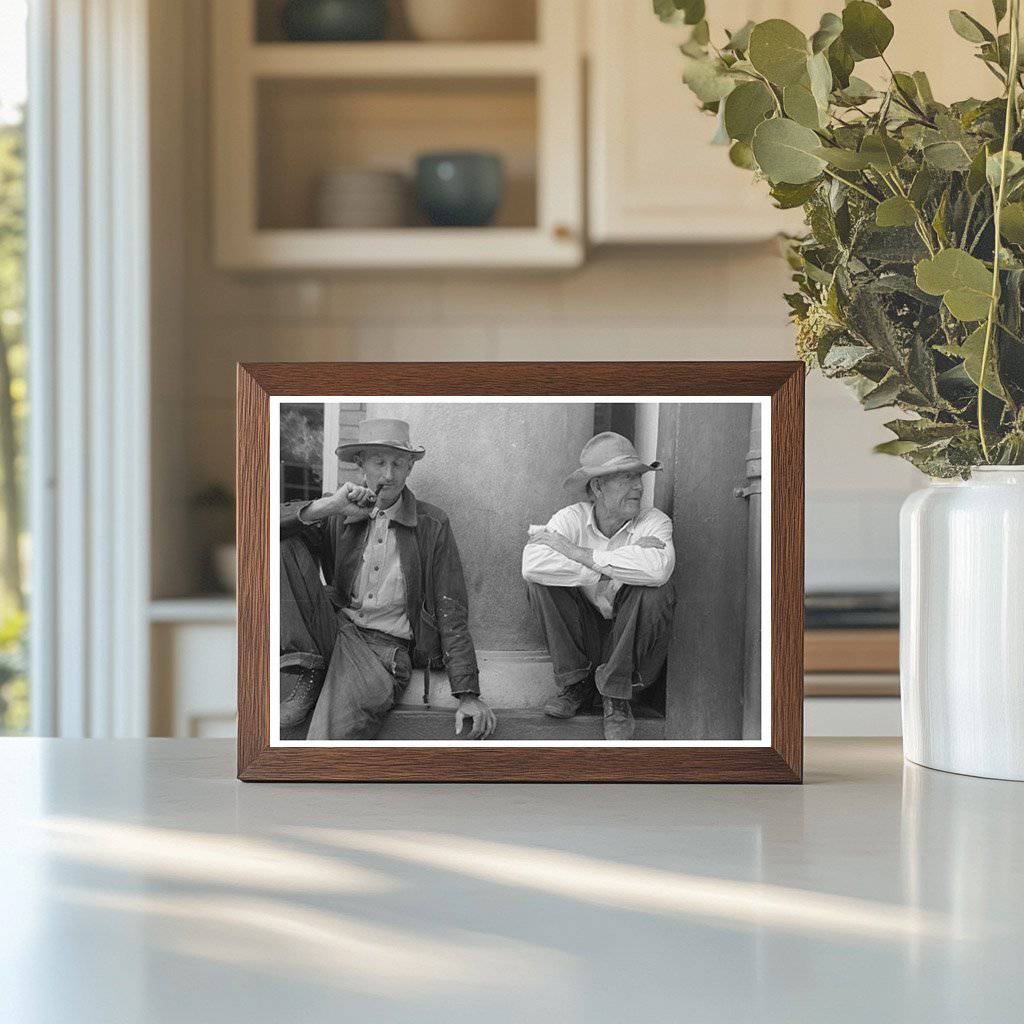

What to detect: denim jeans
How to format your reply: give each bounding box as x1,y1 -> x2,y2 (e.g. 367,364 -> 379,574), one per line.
525,580 -> 676,700
280,534 -> 411,740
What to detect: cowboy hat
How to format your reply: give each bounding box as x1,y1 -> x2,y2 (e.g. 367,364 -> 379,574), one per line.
563,432 -> 661,493
336,418 -> 426,462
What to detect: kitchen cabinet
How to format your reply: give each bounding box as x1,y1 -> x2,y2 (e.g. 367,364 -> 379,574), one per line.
587,0 -> 999,244
211,0 -> 583,269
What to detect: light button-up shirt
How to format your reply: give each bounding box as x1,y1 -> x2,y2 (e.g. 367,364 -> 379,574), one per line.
521,502 -> 675,619
342,503 -> 412,639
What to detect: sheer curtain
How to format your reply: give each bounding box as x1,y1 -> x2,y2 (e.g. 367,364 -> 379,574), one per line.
28,0 -> 150,736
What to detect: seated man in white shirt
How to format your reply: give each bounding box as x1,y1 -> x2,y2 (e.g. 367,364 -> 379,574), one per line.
521,432 -> 676,740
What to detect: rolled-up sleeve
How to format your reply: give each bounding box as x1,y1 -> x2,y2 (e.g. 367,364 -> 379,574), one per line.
521,507 -> 601,587
591,513 -> 675,586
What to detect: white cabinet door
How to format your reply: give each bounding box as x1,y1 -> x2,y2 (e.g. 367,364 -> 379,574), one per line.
588,0 -> 999,244
588,1 -> 814,243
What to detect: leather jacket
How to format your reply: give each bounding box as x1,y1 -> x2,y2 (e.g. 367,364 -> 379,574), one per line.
280,487 -> 480,697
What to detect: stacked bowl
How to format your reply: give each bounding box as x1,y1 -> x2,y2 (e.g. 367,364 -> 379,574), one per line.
314,167 -> 409,228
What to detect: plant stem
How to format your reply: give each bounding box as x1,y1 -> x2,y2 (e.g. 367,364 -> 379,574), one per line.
749,69 -> 783,116
880,54 -> 929,119
821,167 -> 879,203
979,0 -> 1021,462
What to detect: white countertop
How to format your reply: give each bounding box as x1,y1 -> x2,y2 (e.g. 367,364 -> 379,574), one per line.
2,738 -> 1022,1023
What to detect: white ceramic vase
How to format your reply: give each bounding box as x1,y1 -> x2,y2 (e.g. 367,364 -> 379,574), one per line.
900,467 -> 1024,781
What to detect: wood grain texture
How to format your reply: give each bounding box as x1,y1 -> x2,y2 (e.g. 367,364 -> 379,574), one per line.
236,362 -> 805,783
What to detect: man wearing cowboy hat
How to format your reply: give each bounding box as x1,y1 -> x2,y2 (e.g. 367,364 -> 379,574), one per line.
278,417 -> 496,741
522,432 -> 676,740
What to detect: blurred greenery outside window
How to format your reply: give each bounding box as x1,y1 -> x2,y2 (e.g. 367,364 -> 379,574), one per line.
0,1 -> 28,734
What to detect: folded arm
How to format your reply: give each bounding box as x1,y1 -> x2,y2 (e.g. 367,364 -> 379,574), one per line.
521,539 -> 602,587
592,542 -> 674,585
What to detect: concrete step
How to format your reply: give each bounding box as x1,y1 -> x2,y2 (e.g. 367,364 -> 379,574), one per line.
377,704 -> 666,741
399,650 -> 556,710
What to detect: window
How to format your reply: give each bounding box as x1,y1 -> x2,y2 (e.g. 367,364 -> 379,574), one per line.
0,1 -> 27,735
280,403 -> 324,502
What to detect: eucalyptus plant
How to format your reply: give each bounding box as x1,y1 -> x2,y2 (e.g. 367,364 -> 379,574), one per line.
658,0 -> 1024,475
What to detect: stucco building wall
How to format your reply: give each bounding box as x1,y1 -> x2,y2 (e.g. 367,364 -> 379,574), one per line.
361,401 -> 595,650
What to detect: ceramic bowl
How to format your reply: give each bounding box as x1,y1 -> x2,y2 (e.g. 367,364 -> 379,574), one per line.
414,152 -> 504,227
403,0 -> 533,42
314,167 -> 409,228
280,0 -> 388,42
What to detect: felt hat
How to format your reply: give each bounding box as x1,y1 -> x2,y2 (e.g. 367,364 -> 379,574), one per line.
563,432 -> 661,493
336,418 -> 426,462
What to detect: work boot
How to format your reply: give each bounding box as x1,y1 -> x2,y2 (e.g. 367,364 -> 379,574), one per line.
602,696 -> 635,740
544,682 -> 592,719
280,667 -> 325,729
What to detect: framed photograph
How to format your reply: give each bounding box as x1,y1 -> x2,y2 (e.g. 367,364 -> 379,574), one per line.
237,362 -> 804,782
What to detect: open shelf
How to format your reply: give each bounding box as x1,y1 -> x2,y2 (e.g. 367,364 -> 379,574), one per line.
249,42 -> 544,77
254,0 -> 538,45
257,76 -> 537,232
213,0 -> 581,268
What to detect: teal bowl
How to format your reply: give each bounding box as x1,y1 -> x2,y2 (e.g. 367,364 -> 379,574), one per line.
280,0 -> 388,42
415,152 -> 505,228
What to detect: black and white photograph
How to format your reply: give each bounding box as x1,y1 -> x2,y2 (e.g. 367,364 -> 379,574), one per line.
271,396 -> 770,746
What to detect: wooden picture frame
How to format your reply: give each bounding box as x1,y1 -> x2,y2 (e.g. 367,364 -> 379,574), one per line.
237,362 -> 804,782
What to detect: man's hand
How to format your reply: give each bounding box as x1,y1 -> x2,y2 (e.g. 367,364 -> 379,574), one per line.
527,529 -> 594,568
455,696 -> 497,740
303,481 -> 376,522
634,535 -> 666,549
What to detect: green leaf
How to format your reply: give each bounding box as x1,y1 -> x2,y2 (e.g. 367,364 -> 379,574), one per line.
875,196 -> 918,228
681,55 -> 737,103
654,0 -> 705,25
827,35 -> 855,89
932,190 -> 950,247
724,20 -> 755,53
783,83 -> 822,128
752,117 -> 827,184
892,72 -> 919,102
884,418 -> 963,443
842,1 -> 894,60
908,334 -> 941,402
862,375 -> 902,409
807,51 -> 833,111
1000,202 -> 1024,242
814,145 -> 872,170
874,439 -> 922,455
653,0 -> 677,23
923,141 -> 973,171
682,0 -> 705,26
958,324 -> 1007,398
986,150 -> 1024,190
822,342 -> 874,373
723,81 -> 775,143
846,284 -> 909,371
855,226 -> 929,263
690,20 -> 710,46
770,179 -> 820,209
836,75 -> 877,104
710,108 -> 731,145
860,133 -> 905,173
967,142 -> 993,193
915,249 -> 994,321
810,12 -> 843,54
728,140 -> 758,169
948,10 -> 993,44
912,71 -> 935,105
748,19 -> 810,87
909,165 -> 936,205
